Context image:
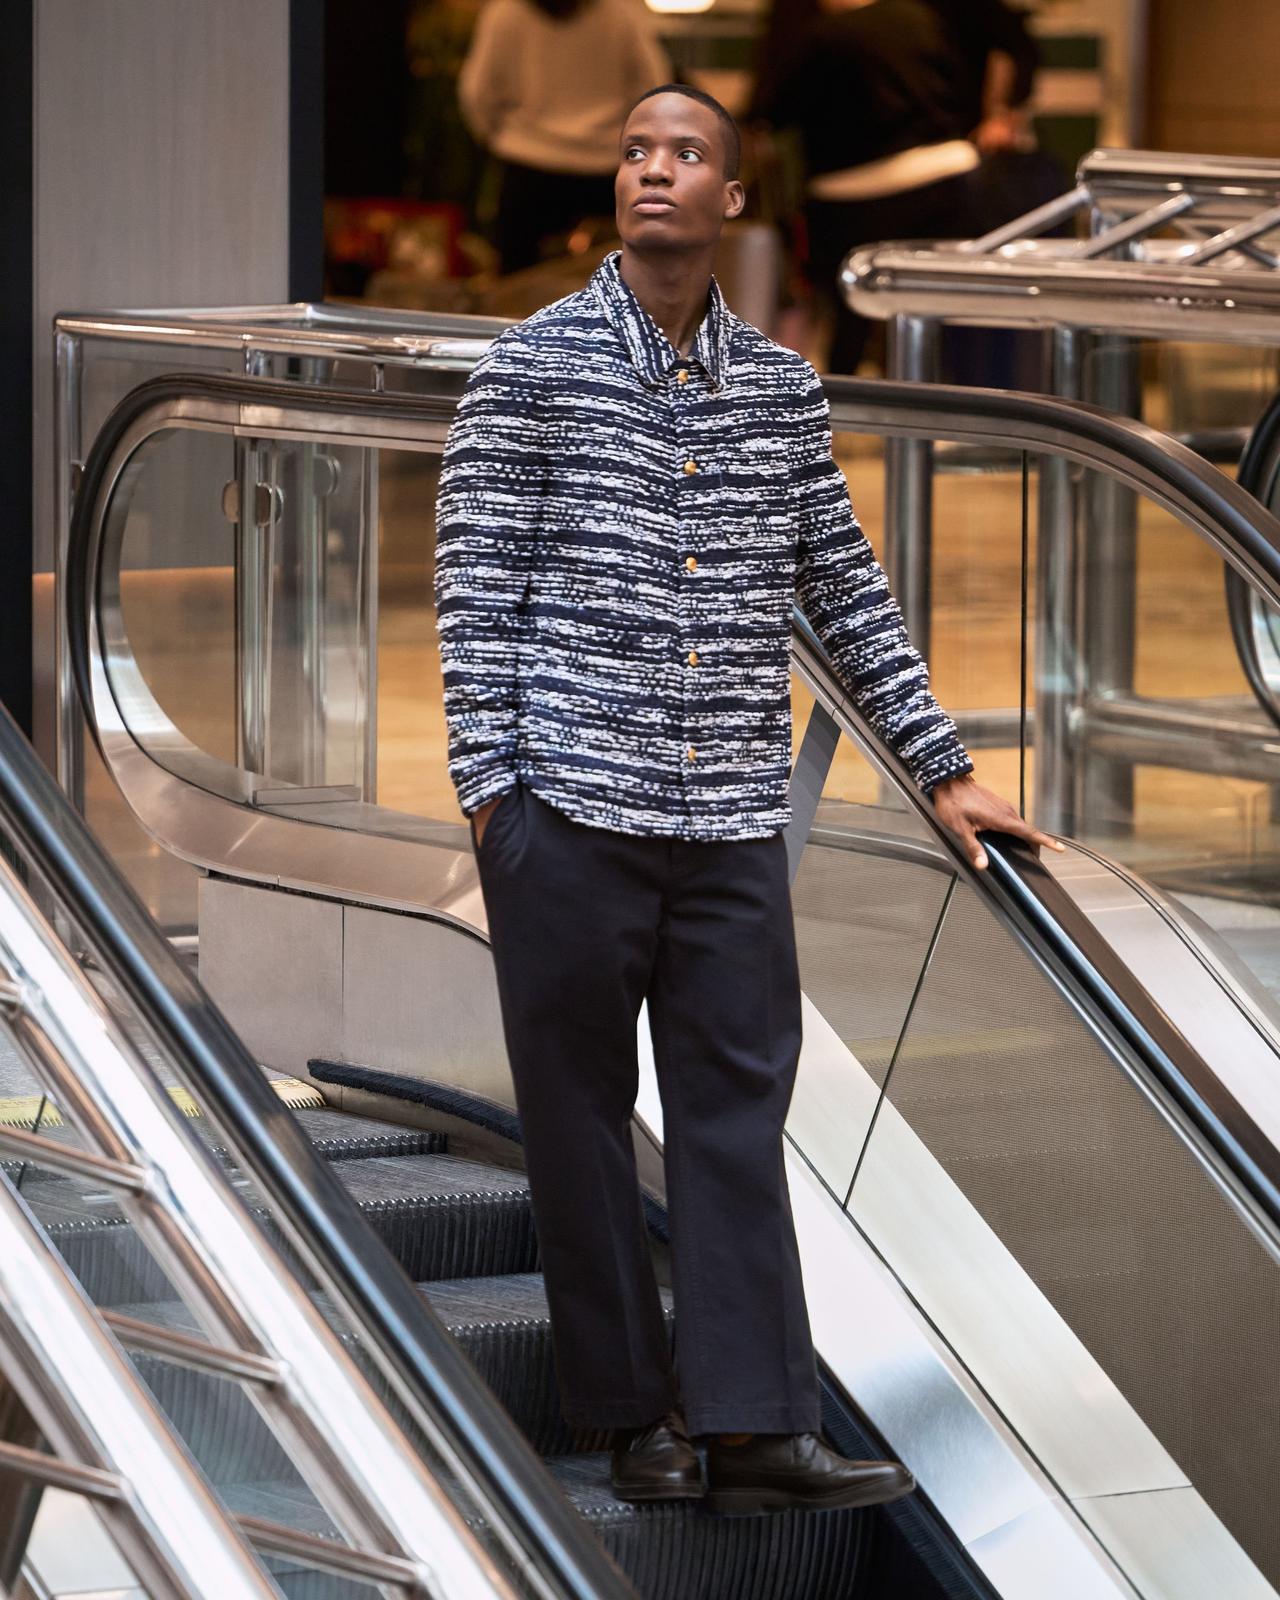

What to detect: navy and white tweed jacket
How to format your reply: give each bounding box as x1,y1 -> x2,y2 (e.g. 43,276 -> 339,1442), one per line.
434,251 -> 973,840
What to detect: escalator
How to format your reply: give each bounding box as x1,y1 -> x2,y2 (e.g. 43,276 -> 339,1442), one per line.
19,355 -> 1280,1596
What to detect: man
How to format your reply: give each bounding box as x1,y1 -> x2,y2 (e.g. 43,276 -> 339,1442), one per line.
435,84 -> 1060,1513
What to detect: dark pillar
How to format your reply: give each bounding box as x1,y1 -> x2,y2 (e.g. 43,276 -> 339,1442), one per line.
0,1 -> 34,736
290,0 -> 326,301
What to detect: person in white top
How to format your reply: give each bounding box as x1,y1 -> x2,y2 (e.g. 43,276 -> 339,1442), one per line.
459,0 -> 671,273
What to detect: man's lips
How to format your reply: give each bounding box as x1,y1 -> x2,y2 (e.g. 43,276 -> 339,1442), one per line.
633,196 -> 677,214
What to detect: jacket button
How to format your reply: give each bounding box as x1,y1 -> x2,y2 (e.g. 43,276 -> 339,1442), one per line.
686,746 -> 697,762
687,650 -> 699,666
683,460 -> 698,475
677,368 -> 690,384
684,555 -> 697,572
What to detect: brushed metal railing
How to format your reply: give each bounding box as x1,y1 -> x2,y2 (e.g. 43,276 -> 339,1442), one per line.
0,700 -> 636,1600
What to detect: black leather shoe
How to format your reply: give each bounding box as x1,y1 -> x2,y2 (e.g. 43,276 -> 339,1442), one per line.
705,1432 -> 914,1515
610,1411 -> 704,1502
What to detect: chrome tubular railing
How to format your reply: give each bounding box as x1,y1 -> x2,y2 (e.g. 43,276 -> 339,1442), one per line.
845,147 -> 1280,339
835,148 -> 1280,833
0,702 -> 634,1599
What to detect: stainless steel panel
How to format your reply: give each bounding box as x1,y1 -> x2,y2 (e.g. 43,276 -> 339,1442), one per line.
1046,846 -> 1280,1153
785,1150 -> 1136,1596
847,1065 -> 1188,1503
198,879 -> 343,1079
340,905 -> 511,1105
27,1491 -> 139,1600
965,1501 -> 1140,1600
861,877 -> 1280,1582
1075,1487 -> 1273,1600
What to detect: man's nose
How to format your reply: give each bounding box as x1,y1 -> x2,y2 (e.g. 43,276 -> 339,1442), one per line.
640,156 -> 674,184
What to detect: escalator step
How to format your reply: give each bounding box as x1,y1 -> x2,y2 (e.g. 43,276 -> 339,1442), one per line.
1,1107 -> 444,1172
203,1107 -> 447,1165
223,1461 -> 869,1600
119,1270 -> 673,1481
36,1152 -> 538,1307
549,1454 -> 868,1600
422,1274 -> 674,1457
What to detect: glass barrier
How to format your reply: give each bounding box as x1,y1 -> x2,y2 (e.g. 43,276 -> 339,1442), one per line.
80,379 -> 1280,1032
787,723 -> 1280,1586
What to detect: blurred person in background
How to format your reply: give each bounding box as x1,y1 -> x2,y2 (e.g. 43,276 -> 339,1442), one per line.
753,0 -> 1037,372
924,0 -> 1037,161
459,0 -> 671,274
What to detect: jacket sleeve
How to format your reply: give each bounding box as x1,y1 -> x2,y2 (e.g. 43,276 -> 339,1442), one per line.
791,365 -> 974,794
434,332 -> 546,814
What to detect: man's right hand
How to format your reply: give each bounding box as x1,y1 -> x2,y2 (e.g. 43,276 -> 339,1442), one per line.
472,794 -> 503,847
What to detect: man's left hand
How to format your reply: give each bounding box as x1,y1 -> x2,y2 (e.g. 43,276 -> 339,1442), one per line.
930,773 -> 1065,872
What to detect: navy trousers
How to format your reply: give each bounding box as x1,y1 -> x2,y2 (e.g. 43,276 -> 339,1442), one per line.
472,781 -> 821,1436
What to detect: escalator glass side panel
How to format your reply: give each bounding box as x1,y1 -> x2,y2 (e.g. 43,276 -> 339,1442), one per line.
848,863 -> 1280,1590
820,410 -> 1280,1073
787,708 -> 956,1198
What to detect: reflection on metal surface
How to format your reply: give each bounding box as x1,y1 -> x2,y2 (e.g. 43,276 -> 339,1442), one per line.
785,1150 -> 1140,1597
1046,844 -> 1280,1152
1081,1487 -> 1276,1600
55,302 -> 505,368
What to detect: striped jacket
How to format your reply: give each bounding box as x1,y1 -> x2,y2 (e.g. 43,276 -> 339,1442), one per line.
434,251 -> 972,840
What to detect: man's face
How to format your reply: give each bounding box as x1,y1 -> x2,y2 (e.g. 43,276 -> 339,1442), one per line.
615,93 -> 744,252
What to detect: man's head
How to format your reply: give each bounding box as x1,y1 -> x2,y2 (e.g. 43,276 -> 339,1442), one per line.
615,85 -> 745,253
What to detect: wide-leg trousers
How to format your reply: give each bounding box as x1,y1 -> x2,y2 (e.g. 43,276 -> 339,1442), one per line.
472,781 -> 821,1436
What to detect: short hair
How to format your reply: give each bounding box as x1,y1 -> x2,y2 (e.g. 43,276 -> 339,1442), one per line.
625,84 -> 741,183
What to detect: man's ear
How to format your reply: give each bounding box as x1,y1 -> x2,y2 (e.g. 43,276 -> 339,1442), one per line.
724,180 -> 746,221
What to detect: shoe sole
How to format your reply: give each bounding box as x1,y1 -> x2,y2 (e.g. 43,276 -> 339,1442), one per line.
704,1475 -> 916,1517
611,1482 -> 707,1504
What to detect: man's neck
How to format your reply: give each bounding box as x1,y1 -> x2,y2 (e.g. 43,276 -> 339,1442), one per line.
619,245 -> 716,356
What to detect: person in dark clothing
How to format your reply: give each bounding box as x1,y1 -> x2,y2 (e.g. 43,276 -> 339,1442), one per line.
922,0 -> 1038,155
755,0 -> 1037,371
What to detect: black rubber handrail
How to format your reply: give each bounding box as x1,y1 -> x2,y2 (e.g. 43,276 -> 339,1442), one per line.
1227,390 -> 1280,728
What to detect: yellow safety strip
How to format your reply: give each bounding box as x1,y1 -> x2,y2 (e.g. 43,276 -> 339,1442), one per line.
0,1075 -> 324,1130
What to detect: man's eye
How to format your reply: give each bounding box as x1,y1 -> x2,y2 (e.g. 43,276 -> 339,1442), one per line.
678,149 -> 702,162
625,147 -> 645,160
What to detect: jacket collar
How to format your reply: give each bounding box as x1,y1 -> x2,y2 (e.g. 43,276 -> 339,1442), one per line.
591,250 -> 730,391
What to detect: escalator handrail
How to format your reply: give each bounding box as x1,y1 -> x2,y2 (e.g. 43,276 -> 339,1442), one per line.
67,371 -> 1280,1328
793,613 -> 1280,1261
1227,390 -> 1280,727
